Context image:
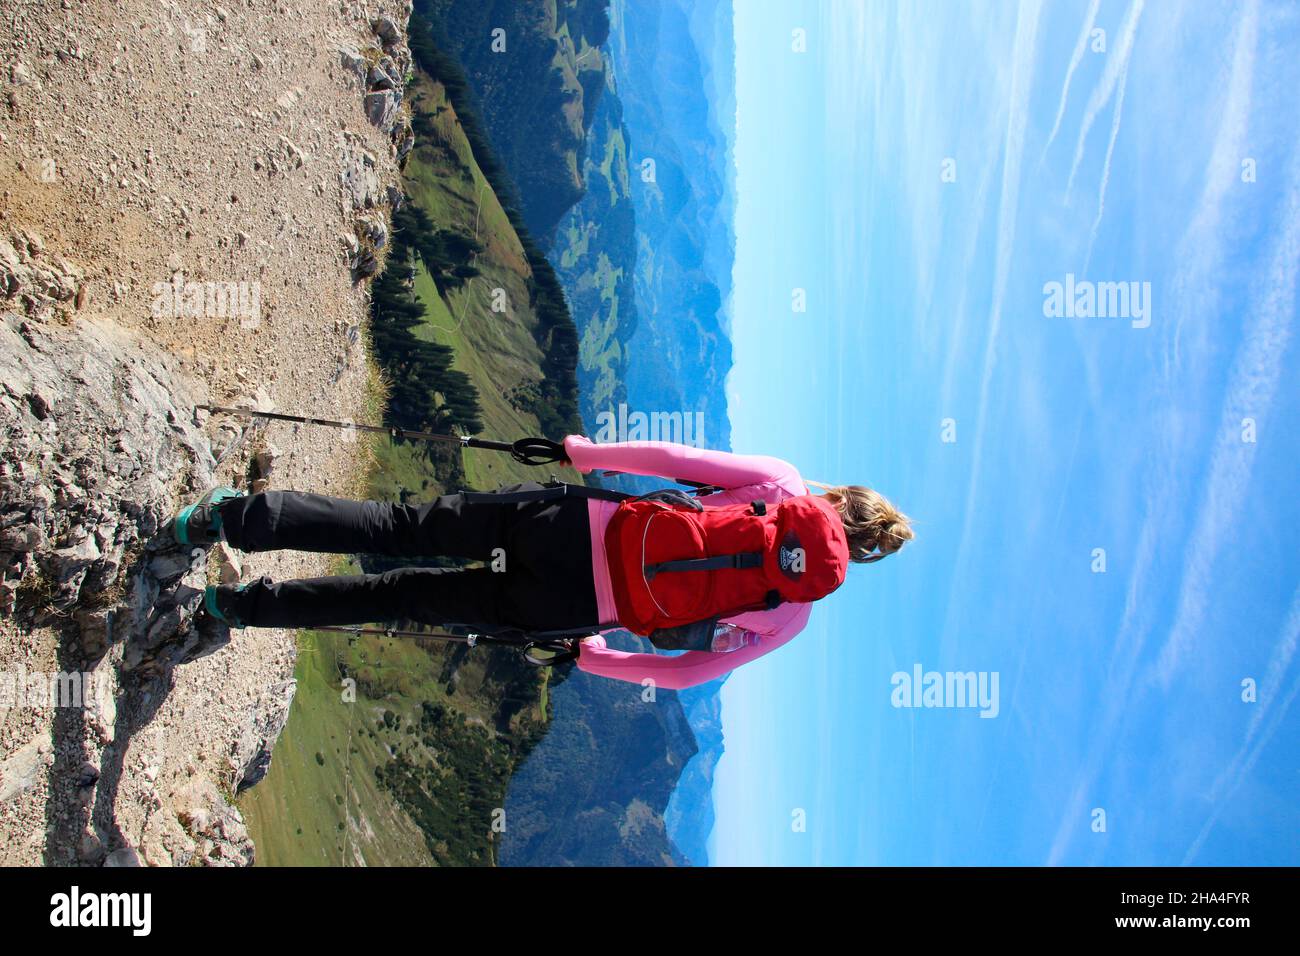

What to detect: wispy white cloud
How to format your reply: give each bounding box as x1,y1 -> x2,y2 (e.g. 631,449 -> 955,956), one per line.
1045,495 -> 1169,865
1242,592 -> 1300,746
1182,586 -> 1300,863
1054,1 -> 1145,409
945,0 -> 1043,658
1081,59 -> 1129,274
935,150 -> 998,417
1151,157 -> 1299,687
1167,0 -> 1259,375
1065,0 -> 1145,197
1041,0 -> 1102,161
1045,2 -> 1281,865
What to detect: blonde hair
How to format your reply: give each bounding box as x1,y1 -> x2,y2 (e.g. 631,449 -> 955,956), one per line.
806,481 -> 914,564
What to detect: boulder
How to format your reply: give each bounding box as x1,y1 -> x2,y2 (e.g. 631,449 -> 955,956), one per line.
0,732 -> 53,803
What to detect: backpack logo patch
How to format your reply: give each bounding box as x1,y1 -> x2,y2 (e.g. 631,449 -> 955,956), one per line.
779,531 -> 805,578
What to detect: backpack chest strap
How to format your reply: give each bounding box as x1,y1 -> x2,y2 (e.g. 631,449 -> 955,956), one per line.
637,544 -> 785,624
644,551 -> 764,580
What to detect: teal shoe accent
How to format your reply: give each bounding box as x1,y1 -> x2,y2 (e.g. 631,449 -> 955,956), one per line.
173,504 -> 197,546
204,585 -> 245,629
173,486 -> 242,546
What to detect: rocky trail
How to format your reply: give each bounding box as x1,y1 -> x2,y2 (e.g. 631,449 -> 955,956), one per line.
0,0 -> 414,865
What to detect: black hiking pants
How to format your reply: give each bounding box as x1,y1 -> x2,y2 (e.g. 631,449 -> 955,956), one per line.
214,482 -> 599,632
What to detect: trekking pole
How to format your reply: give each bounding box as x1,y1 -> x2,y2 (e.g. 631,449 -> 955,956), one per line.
197,404 -> 723,492
196,404 -> 568,466
311,624 -> 580,667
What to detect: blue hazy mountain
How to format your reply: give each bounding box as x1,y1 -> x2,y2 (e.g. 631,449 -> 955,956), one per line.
613,0 -> 738,868
661,682 -> 726,865
542,0 -> 740,866
499,631 -> 695,867
436,0 -> 739,866
552,48 -> 639,433
607,0 -> 736,458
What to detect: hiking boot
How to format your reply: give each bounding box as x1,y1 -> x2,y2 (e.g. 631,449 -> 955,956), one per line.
202,583 -> 251,629
172,486 -> 243,547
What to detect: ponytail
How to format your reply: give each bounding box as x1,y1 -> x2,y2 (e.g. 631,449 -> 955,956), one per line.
807,481 -> 914,564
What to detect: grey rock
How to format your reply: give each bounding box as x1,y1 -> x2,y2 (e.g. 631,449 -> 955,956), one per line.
77,831 -> 105,864
74,606 -> 113,656
338,44 -> 366,82
368,57 -> 400,92
176,778 -> 255,866
365,89 -> 400,130
0,732 -> 53,802
103,847 -> 143,867
147,550 -> 193,582
340,143 -> 382,210
393,121 -> 414,165
125,604 -> 232,675
85,684 -> 116,745
77,761 -> 101,788
234,678 -> 297,792
26,391 -> 53,419
373,15 -> 402,49
0,312 -> 213,624
0,230 -> 83,317
352,249 -> 379,279
0,522 -> 44,551
356,215 -> 387,251
51,535 -> 99,576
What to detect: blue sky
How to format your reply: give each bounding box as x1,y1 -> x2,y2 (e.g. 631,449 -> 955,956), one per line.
713,0 -> 1300,865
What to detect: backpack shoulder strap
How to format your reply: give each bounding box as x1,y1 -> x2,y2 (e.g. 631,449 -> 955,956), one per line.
629,488 -> 703,511
460,479 -> 633,505
462,479 -> 727,507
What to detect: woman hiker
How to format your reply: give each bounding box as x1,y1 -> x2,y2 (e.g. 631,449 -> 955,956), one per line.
173,434 -> 913,690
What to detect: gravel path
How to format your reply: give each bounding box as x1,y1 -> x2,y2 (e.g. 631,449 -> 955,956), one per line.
0,0 -> 414,865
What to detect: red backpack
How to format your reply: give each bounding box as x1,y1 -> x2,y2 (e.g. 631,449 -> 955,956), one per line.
604,490 -> 850,638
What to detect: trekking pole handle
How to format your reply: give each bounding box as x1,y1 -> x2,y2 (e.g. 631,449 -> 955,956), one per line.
460,436 -> 569,467
522,639 -> 579,667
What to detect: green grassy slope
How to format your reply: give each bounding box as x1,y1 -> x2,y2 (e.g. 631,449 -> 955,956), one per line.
240,73 -> 585,867
239,625 -> 436,867
417,0 -> 612,243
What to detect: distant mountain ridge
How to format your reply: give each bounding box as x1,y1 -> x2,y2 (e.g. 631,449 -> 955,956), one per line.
412,0 -> 740,867
538,0 -> 741,866
553,59 -> 639,433
418,0 -> 613,246
607,0 -> 736,458
601,0 -> 738,866
500,641 -> 696,867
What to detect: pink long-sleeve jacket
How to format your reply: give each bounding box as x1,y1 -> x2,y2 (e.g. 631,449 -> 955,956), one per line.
564,434 -> 815,690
